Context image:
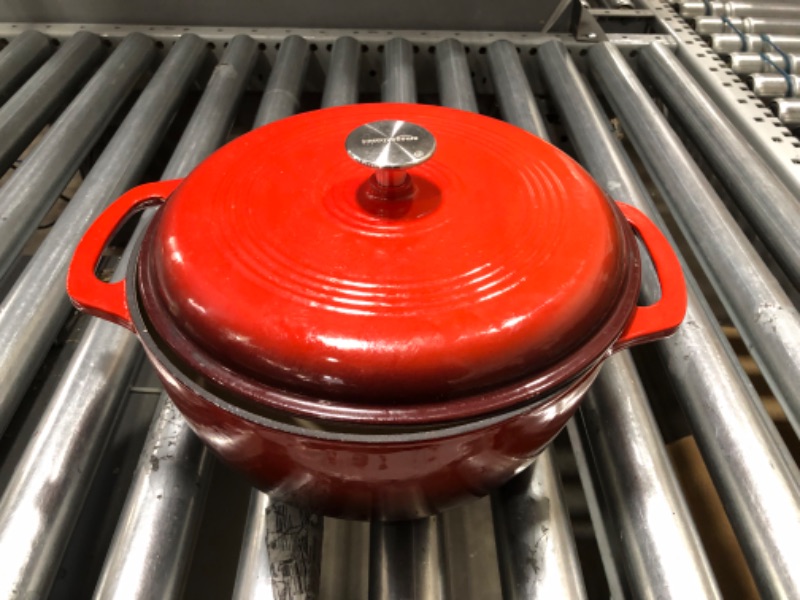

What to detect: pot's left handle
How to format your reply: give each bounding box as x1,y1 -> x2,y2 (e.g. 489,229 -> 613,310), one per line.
67,180 -> 182,332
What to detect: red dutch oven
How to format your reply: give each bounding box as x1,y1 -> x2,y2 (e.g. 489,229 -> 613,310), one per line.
68,104 -> 686,520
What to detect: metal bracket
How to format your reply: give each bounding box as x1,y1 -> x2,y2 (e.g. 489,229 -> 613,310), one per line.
572,0 -> 608,42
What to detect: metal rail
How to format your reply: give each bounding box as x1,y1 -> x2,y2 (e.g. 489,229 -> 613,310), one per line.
486,40 -> 547,141
236,495 -> 323,599
255,34 -> 309,128
0,34 -> 210,600
492,452 -> 588,600
538,39 -> 722,600
321,36 -> 360,108
232,492 -> 274,599
728,51 -> 800,74
574,355 -> 721,599
565,420 -> 627,599
709,33 -> 800,54
693,16 -> 800,35
0,24 -> 673,61
773,97 -> 800,127
588,41 -> 800,599
639,43 -> 800,290
0,33 -> 156,285
92,35 -> 260,600
383,37 -> 417,103
604,42 -> 800,434
93,394 -> 215,599
0,33 -> 205,439
679,1 -> 800,19
435,39 -> 478,113
0,29 -> 52,104
0,31 -> 105,185
749,72 -> 800,98
369,518 -> 447,600
710,33 -> 800,53
641,0 -> 800,200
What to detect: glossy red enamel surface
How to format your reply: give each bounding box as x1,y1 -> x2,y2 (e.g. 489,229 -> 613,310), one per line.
148,104 -> 627,402
141,321 -> 598,520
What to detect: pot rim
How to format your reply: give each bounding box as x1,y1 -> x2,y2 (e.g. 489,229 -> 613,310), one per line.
128,206 -> 640,427
131,265 -> 602,443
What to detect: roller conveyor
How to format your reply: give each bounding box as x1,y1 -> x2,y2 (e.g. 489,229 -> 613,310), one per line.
773,97 -> 800,127
710,32 -> 800,53
693,16 -> 800,35
0,1 -> 798,598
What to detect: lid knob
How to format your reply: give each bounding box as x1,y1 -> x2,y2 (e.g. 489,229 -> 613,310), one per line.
345,120 -> 436,190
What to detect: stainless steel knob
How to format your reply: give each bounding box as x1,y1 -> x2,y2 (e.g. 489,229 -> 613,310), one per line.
345,120 -> 436,189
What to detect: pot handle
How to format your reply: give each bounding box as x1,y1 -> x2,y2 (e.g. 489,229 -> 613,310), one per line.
612,202 -> 687,352
67,180 -> 181,332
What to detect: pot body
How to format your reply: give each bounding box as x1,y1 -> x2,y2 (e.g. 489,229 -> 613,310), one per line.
66,109 -> 688,519
143,326 -> 599,520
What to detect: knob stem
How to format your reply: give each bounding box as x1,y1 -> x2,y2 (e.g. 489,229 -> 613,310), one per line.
374,169 -> 409,188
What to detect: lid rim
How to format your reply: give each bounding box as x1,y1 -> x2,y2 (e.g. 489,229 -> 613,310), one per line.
132,202 -> 642,426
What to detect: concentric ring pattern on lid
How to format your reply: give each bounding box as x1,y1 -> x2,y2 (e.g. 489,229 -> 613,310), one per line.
144,103 -> 629,403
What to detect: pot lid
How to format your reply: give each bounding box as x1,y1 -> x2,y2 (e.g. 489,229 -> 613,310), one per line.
144,103 -> 630,404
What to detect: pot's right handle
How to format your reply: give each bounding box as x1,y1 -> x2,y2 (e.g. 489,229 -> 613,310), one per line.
67,180 -> 182,331
612,203 -> 687,352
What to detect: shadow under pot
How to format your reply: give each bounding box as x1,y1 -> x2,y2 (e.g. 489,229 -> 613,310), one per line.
67,103 -> 687,520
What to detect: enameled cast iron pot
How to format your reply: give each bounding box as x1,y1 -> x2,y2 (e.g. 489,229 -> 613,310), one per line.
67,104 -> 687,520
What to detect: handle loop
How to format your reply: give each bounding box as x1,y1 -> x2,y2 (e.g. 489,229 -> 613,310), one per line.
67,180 -> 182,331
613,203 -> 687,352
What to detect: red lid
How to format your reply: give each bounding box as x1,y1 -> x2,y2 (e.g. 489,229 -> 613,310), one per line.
144,104 -> 629,403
